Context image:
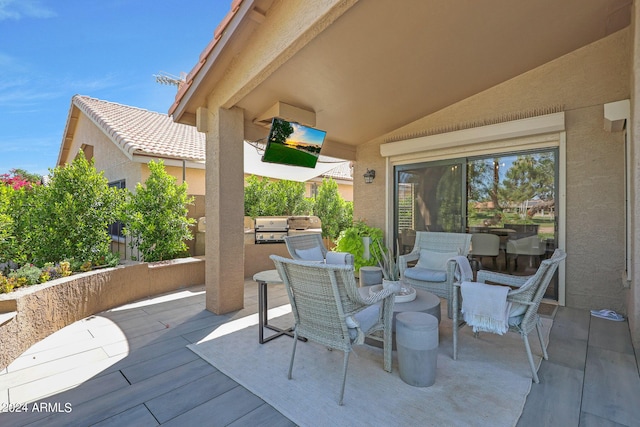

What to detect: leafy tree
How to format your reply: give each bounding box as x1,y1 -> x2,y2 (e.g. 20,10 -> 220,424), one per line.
499,152 -> 555,216
269,118 -> 294,145
124,160 -> 195,262
313,178 -> 349,240
1,184 -> 34,265
244,176 -> 311,217
25,151 -> 124,266
467,158 -> 502,210
0,184 -> 15,263
244,175 -> 271,217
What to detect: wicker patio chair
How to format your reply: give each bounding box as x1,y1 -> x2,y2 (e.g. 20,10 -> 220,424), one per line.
398,232 -> 472,317
284,234 -> 354,266
452,249 -> 567,383
270,255 -> 396,405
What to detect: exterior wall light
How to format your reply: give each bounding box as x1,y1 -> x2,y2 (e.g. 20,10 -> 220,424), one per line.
363,169 -> 376,184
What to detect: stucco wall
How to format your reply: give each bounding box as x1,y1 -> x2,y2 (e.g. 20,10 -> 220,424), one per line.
142,165 -> 206,195
73,114 -> 143,189
355,29 -> 631,313
0,257 -> 205,370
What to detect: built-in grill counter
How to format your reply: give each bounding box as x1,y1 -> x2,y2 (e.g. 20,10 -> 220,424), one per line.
244,216 -> 323,276
287,216 -> 322,237
248,216 -> 323,244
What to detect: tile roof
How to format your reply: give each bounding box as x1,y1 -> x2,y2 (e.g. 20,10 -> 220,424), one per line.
320,161 -> 353,181
73,95 -> 205,162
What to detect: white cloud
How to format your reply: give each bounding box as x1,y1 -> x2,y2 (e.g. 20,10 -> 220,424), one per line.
0,0 -> 56,21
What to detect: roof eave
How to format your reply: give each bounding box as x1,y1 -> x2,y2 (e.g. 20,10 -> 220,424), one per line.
169,0 -> 254,124
57,97 -> 81,167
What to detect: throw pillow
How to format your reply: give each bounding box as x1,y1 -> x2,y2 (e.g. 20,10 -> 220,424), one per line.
416,249 -> 458,271
295,246 -> 324,261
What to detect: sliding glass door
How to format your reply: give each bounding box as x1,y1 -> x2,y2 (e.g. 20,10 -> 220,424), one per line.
394,148 -> 559,298
395,159 -> 466,253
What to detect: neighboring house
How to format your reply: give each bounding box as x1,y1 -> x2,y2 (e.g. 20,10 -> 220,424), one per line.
57,95 -> 207,257
311,160 -> 353,202
166,0 -> 640,350
58,95 -> 206,194
57,95 -> 352,257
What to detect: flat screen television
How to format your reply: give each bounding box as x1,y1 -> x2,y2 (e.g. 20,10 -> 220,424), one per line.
261,117 -> 326,168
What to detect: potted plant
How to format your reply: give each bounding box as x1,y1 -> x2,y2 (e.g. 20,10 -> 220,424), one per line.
375,239 -> 400,285
334,220 -> 384,274
375,239 -> 415,301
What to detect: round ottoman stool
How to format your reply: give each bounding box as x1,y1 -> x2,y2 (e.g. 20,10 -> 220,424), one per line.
359,288 -> 441,350
396,312 -> 439,387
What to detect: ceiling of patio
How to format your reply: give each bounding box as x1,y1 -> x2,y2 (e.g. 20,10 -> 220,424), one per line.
234,0 -> 631,152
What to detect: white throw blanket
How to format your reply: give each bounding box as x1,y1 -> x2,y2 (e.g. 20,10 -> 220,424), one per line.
461,281 -> 512,335
450,255 -> 474,282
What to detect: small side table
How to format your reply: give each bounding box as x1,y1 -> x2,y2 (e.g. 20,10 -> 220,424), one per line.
254,269 -> 304,344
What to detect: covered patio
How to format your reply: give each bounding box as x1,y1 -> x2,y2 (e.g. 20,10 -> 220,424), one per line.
0,283 -> 638,426
168,0 -> 640,354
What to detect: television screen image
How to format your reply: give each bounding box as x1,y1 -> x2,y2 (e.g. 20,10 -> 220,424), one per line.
261,117 -> 326,168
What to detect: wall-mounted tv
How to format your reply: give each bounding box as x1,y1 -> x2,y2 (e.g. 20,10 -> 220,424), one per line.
261,117 -> 326,168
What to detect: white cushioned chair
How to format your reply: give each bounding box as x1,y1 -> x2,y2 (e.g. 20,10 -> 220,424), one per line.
399,232 -> 472,317
452,249 -> 567,383
284,234 -> 354,266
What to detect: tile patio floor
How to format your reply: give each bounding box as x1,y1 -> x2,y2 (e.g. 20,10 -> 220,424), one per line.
1,279 -> 639,426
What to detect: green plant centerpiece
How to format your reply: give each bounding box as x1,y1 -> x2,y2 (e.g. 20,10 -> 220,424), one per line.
375,239 -> 400,282
375,239 -> 415,301
333,220 -> 383,275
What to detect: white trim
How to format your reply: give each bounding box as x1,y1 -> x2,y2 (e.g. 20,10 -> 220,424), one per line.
603,100 -> 632,285
558,131 -> 567,306
385,156 -> 393,241
383,112 -> 567,304
380,112 -> 565,158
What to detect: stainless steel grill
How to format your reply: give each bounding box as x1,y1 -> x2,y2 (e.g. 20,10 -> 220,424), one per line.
254,217 -> 289,244
253,216 -> 322,244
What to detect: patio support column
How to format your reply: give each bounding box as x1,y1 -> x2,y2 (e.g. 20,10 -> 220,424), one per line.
205,106 -> 245,314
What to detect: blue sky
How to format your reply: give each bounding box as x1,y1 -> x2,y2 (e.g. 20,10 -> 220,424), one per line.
0,0 -> 230,176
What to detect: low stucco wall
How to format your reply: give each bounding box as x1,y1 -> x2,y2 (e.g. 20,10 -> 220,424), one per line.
0,257 -> 205,370
244,243 -> 290,278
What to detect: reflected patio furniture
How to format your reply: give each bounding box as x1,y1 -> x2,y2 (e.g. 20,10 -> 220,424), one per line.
398,231 -> 472,317
469,233 -> 501,271
270,255 -> 396,405
284,234 -> 354,266
453,249 -> 567,383
506,235 -> 547,272
503,223 -> 539,240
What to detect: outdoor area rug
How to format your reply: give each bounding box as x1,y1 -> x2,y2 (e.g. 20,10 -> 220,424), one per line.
188,306 -> 551,427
